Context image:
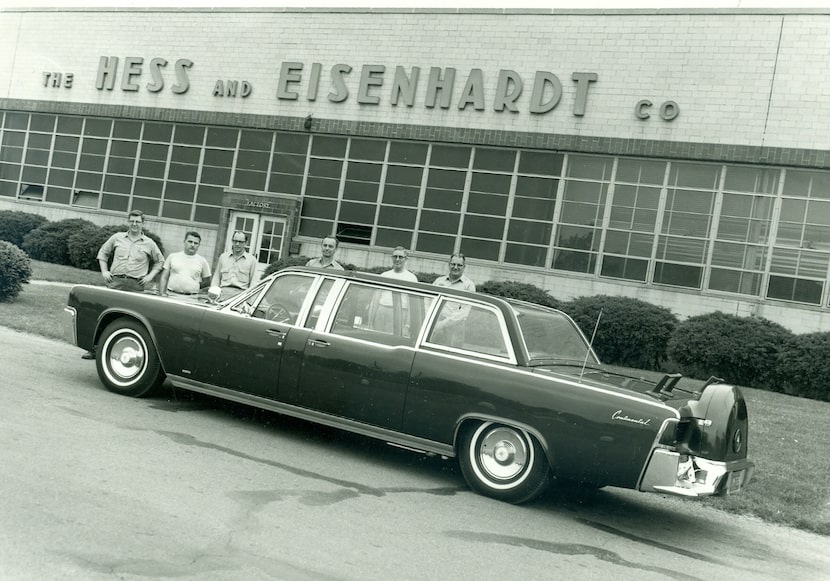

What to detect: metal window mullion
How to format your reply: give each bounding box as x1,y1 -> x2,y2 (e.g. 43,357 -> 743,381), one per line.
702,165 -> 727,291
262,130 -> 277,194
370,140 -> 391,247
187,125 -> 209,222
761,169 -> 786,300
498,151 -> 522,263
647,161 -> 673,285
160,126 -> 175,213
595,157 -> 618,278
455,149 -> 474,255
294,133 -> 313,238
546,154 -> 568,270
411,144 -> 432,252
334,140 -> 351,237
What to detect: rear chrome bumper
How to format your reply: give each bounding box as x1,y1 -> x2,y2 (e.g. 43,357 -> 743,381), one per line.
639,448 -> 755,497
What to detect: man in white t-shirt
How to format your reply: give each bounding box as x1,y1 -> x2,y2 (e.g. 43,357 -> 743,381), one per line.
158,231 -> 212,297
380,247 -> 418,282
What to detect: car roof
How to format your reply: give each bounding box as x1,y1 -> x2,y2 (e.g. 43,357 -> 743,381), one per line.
276,266 -> 515,310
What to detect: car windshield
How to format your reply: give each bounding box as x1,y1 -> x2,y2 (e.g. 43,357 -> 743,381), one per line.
512,303 -> 598,365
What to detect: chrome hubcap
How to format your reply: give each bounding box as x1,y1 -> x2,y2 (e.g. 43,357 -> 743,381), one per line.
108,336 -> 145,381
479,426 -> 528,481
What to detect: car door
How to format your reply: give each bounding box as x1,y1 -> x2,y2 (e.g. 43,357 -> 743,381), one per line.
295,281 -> 429,430
191,273 -> 316,399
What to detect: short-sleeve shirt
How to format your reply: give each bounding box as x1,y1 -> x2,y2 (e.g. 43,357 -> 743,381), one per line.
97,232 -> 164,278
214,251 -> 257,289
306,257 -> 344,270
163,252 -> 211,294
433,274 -> 476,293
381,269 -> 418,282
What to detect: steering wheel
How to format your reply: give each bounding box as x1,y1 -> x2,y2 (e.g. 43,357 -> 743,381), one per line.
265,303 -> 292,323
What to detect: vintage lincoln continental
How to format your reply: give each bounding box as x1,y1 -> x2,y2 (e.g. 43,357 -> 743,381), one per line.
66,267 -> 754,504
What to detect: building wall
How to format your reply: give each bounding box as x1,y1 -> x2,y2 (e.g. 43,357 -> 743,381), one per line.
2,9 -> 828,151
2,8 -> 830,334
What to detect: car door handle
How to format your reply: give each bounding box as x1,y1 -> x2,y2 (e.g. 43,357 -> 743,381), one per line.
307,338 -> 330,348
266,329 -> 287,346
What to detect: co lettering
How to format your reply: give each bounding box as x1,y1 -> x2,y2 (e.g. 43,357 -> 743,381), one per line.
635,99 -> 679,121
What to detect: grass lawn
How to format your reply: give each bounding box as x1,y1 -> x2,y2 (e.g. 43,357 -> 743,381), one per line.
3,261 -> 829,536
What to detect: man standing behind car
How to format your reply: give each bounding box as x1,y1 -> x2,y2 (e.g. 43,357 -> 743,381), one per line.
96,210 -> 164,293
381,247 -> 418,282
210,230 -> 258,300
306,236 -> 344,269
158,231 -> 211,297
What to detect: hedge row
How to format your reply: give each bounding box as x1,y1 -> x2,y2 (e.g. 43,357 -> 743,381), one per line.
3,211 -> 825,400
0,211 -> 165,272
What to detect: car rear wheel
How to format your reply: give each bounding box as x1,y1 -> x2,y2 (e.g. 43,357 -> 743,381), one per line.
458,421 -> 550,504
96,319 -> 164,398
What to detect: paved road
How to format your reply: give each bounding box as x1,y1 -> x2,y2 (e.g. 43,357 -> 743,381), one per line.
1,326 -> 827,581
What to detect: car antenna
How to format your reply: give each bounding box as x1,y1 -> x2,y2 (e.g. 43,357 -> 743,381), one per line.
579,308 -> 603,383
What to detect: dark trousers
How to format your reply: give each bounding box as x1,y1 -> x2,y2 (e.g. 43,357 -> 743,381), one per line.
106,276 -> 144,292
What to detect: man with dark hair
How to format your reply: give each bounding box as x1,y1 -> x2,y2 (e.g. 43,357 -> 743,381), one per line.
306,236 -> 344,269
82,209 -> 164,359
210,230 -> 258,300
158,231 -> 211,297
96,209 -> 164,293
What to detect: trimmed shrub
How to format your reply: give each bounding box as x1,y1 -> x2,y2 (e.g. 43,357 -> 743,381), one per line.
0,241 -> 33,302
67,224 -> 167,271
22,218 -> 97,265
478,280 -> 561,309
0,211 -> 48,247
265,256 -> 312,276
67,223 -> 107,271
667,312 -> 792,390
564,295 -> 678,371
775,332 -> 830,401
264,255 -> 368,277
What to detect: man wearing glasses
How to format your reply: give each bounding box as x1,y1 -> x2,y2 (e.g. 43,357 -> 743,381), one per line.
210,231 -> 258,300
431,253 -> 476,347
433,253 -> 476,292
381,246 -> 417,282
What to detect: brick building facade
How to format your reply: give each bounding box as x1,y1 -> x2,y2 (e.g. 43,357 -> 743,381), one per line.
1,7 -> 830,332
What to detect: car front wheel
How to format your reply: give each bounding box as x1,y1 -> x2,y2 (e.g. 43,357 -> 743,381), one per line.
458,421 -> 550,504
96,319 -> 164,398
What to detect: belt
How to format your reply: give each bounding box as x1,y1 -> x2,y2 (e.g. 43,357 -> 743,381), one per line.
168,289 -> 198,295
222,285 -> 244,290
112,274 -> 141,280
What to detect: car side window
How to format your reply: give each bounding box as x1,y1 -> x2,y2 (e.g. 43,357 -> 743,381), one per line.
252,274 -> 313,324
427,299 -> 509,358
304,278 -> 335,329
330,283 -> 426,346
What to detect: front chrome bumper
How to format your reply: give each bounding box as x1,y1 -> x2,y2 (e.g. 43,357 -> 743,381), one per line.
64,306 -> 77,346
639,448 -> 755,497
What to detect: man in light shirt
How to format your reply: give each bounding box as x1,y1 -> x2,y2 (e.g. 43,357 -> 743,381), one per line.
380,247 -> 417,282
431,253 -> 476,347
306,236 -> 344,269
210,231 -> 258,300
158,231 -> 211,297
